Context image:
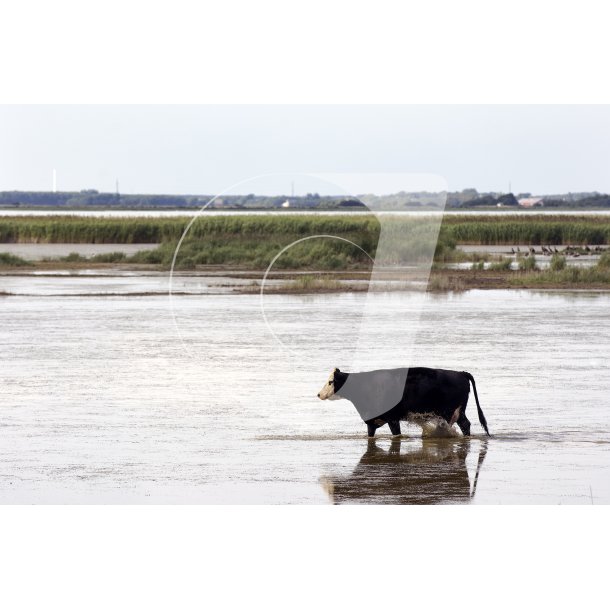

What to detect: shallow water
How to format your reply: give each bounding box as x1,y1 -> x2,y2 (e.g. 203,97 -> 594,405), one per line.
456,245 -> 604,269
0,243 -> 157,260
0,272 -> 283,296
449,259 -> 598,270
0,281 -> 609,503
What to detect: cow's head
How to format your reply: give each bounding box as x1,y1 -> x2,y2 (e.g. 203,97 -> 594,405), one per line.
317,368 -> 345,400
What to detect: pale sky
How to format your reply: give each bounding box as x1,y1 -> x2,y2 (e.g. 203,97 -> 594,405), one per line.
1,105 -> 609,196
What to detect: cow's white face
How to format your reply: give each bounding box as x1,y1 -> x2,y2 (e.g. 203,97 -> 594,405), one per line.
317,368 -> 341,400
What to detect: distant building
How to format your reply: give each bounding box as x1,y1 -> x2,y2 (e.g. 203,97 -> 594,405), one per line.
281,200 -> 291,208
518,197 -> 544,208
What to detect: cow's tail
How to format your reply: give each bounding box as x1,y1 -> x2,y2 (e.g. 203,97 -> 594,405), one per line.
463,372 -> 490,436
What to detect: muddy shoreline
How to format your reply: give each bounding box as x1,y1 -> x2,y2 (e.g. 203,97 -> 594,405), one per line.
2,262 -> 610,294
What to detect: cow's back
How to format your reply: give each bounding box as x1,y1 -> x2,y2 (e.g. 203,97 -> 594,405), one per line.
401,367 -> 470,417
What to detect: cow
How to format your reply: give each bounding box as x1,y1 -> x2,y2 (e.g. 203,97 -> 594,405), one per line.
317,366 -> 490,438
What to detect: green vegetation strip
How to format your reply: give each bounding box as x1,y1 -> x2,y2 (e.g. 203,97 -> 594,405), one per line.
0,252 -> 32,266
3,214 -> 610,243
441,215 -> 610,245
508,251 -> 610,286
508,267 -> 610,287
2,214 -> 610,270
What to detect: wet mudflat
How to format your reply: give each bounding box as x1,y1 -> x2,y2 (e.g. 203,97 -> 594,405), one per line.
0,243 -> 158,260
0,280 -> 609,504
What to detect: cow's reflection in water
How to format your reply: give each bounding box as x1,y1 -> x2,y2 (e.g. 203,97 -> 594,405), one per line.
321,437 -> 488,505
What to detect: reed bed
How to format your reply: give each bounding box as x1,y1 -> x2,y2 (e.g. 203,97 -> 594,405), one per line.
2,214 -> 610,270
0,216 -> 189,243
2,214 -> 609,245
442,215 -> 610,245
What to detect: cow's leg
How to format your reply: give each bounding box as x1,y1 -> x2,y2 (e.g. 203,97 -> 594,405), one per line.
366,418 -> 387,438
449,407 -> 461,426
457,411 -> 471,436
388,420 -> 401,436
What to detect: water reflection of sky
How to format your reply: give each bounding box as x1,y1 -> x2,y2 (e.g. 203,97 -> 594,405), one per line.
0,286 -> 608,503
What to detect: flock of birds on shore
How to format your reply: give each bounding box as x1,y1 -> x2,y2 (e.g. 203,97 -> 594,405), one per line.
509,245 -> 608,258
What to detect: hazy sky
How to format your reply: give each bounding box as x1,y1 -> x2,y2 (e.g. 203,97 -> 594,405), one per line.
1,105 -> 609,196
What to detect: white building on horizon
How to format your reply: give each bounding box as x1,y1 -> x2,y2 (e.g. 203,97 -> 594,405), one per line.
518,197 -> 544,208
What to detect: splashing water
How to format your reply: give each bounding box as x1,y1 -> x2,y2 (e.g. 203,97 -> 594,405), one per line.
407,413 -> 461,438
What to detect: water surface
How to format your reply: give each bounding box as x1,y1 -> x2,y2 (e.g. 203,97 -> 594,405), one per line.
0,243 -> 157,260
1,283 -> 608,503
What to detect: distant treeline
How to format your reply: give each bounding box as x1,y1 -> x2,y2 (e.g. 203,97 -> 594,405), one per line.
453,193 -> 519,207
445,189 -> 609,208
448,193 -> 610,208
0,190 -> 364,209
2,189 -> 610,209
542,194 -> 610,208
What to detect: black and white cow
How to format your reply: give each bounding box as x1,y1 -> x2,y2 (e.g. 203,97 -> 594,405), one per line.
317,367 -> 490,438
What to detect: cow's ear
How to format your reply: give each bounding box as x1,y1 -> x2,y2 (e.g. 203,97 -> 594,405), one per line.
334,367 -> 340,373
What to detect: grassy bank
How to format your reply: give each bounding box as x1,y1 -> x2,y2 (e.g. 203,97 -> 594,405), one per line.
506,251 -> 610,287
425,251 -> 610,291
0,216 -> 188,243
0,252 -> 32,267
0,215 -> 379,270
440,214 -> 610,245
2,214 -> 610,271
2,213 -> 609,244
